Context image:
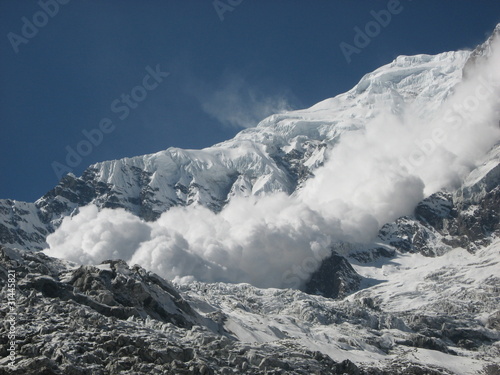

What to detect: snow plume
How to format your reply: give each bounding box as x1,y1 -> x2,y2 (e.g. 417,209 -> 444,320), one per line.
299,51 -> 500,240
45,39 -> 500,289
46,195 -> 337,288
191,73 -> 293,129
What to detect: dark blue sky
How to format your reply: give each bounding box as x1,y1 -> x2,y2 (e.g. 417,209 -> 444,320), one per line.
1,0 -> 499,202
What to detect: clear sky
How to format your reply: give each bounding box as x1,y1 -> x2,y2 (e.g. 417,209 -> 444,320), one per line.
1,0 -> 499,202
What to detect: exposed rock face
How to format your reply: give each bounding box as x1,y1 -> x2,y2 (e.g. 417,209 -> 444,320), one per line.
462,23 -> 500,78
1,245 -> 499,374
304,252 -> 362,298
378,215 -> 441,256
0,31 -> 473,252
1,24 -> 500,375
371,144 -> 500,257
0,247 -> 367,375
0,200 -> 51,251
0,247 -> 196,327
0,140 -> 327,252
310,145 -> 499,306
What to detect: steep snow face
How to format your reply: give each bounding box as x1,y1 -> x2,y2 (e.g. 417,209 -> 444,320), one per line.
40,41 -> 500,290
456,142 -> 500,204
350,239 -> 500,315
1,28 -> 500,375
0,200 -> 51,250
240,51 -> 470,142
59,50 -> 472,217
0,49 -> 473,253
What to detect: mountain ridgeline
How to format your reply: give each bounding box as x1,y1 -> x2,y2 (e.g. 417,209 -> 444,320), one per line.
0,25 -> 499,375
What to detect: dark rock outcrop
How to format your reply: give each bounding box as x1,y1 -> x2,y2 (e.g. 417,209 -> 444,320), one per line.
304,252 -> 362,299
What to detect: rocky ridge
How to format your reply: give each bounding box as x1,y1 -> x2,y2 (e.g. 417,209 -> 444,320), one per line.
1,244 -> 499,374
0,44 -> 471,252
0,24 -> 499,375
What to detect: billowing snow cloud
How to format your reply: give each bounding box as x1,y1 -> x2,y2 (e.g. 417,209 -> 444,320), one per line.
46,195 -> 338,288
45,38 -> 500,289
45,206 -> 151,264
190,73 -> 294,129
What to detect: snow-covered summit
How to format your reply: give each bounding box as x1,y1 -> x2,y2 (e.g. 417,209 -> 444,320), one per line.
1,24 -> 500,375
0,45 -> 485,255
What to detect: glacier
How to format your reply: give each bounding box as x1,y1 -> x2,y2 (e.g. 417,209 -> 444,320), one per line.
0,23 -> 499,375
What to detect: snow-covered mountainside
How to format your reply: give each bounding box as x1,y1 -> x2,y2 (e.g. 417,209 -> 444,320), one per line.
0,47 -> 470,251
0,25 -> 499,375
0,233 -> 498,374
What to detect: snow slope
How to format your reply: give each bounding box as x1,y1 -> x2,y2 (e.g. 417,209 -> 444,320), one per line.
0,49 -> 472,252
0,23 -> 499,375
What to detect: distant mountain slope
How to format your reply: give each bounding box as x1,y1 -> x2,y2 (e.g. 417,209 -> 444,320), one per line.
0,49 -> 471,251
1,23 -> 499,375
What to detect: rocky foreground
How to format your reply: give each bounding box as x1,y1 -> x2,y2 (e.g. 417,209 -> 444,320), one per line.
1,23 -> 500,375
0,239 -> 499,375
